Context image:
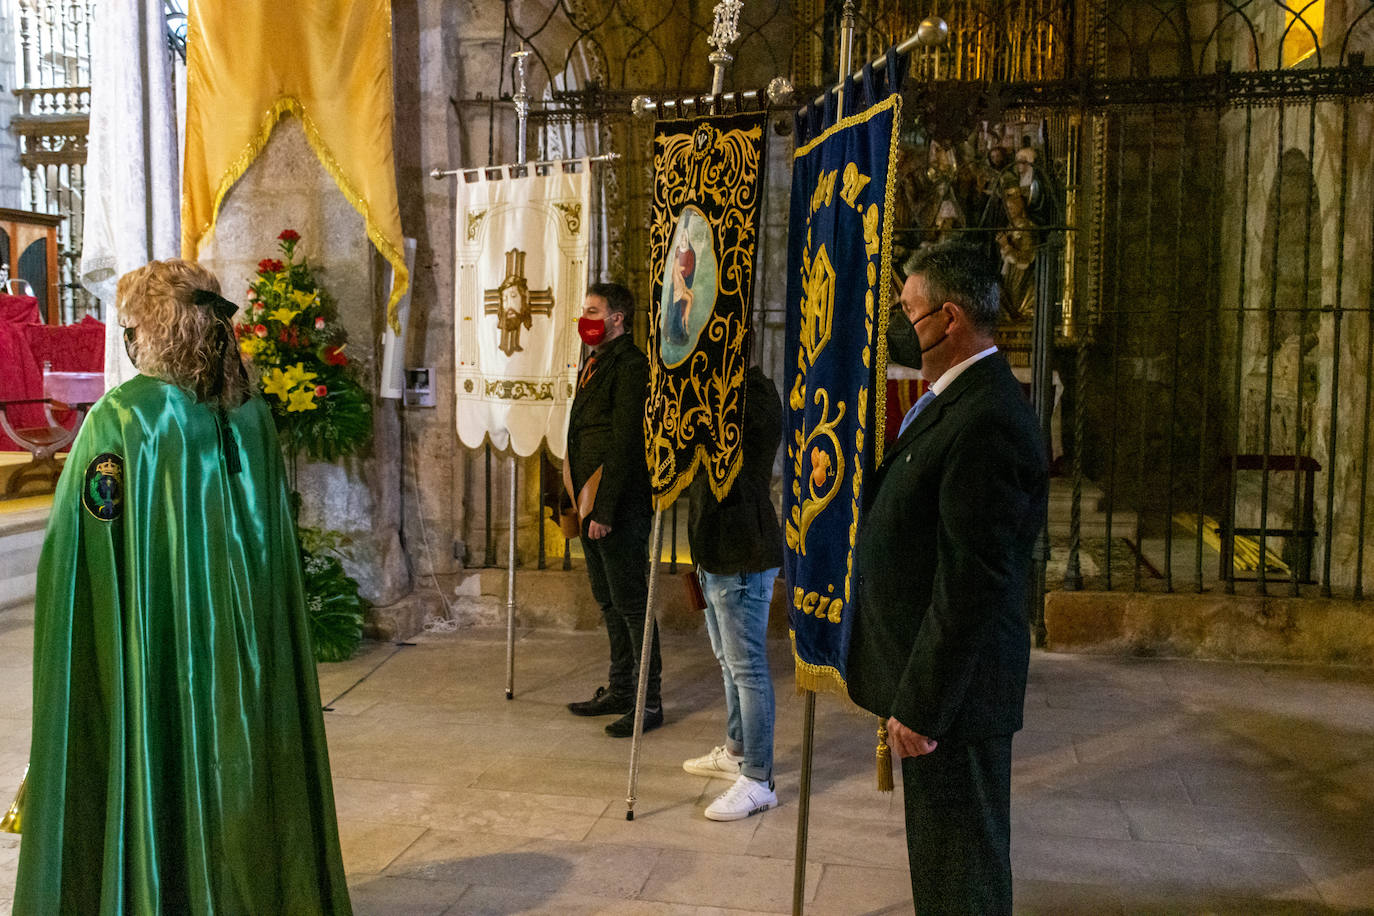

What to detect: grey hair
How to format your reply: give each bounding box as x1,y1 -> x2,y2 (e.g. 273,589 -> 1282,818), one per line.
904,242 -> 1002,334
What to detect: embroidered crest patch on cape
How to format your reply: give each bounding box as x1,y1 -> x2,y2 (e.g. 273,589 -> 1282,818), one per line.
82,452 -> 124,520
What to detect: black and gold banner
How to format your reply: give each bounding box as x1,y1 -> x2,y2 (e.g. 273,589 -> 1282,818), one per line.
644,113 -> 768,510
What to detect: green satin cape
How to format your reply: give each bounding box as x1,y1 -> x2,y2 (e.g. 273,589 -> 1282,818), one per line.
14,375 -> 352,914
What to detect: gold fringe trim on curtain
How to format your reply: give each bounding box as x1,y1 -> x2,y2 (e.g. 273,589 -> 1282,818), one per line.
186,96 -> 409,333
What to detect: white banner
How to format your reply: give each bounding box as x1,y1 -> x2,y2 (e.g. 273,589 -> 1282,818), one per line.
454,161 -> 589,459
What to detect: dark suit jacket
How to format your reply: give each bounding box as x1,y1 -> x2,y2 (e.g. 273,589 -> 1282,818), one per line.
566,333 -> 652,528
687,366 -> 785,575
847,353 -> 1048,744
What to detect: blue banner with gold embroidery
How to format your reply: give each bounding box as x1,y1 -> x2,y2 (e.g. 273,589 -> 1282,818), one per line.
645,113 -> 768,509
785,70 -> 903,695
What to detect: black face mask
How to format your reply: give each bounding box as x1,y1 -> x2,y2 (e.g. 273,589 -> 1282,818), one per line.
886,304 -> 922,369
914,304 -> 951,358
123,326 -> 139,368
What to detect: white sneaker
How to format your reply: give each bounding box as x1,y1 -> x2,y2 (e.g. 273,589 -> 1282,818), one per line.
704,774 -> 777,821
682,745 -> 744,779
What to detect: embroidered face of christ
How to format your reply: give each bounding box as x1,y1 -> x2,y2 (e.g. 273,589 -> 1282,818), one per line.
502,283 -> 522,320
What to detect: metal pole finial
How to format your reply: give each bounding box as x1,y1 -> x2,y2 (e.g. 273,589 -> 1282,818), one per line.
917,16 -> 950,48
841,0 -> 856,29
511,47 -> 531,118
707,0 -> 743,52
707,0 -> 744,97
766,76 -> 794,106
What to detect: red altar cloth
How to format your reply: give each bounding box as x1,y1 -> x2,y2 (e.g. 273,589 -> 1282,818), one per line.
0,294 -> 105,451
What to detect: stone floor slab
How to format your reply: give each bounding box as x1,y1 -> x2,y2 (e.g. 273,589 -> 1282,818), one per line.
808,862 -> 912,914
347,874 -> 466,916
388,828 -> 663,900
338,820 -> 428,875
1297,856 -> 1374,910
638,848 -> 821,913
1,607 -> 1372,912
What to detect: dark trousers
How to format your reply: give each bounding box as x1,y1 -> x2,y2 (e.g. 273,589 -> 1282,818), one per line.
580,512 -> 661,707
901,733 -> 1014,915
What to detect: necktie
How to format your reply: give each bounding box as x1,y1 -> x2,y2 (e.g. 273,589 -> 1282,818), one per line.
578,351 -> 599,389
898,389 -> 937,436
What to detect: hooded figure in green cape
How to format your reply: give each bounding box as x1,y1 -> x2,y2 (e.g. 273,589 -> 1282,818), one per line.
13,259 -> 352,914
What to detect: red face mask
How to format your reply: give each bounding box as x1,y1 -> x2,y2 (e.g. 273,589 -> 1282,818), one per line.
578,316 -> 607,347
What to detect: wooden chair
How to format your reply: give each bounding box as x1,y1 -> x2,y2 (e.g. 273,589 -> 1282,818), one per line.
0,362 -> 104,496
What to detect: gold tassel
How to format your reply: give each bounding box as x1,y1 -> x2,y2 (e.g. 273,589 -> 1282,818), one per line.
876,719 -> 894,792
2,767 -> 26,834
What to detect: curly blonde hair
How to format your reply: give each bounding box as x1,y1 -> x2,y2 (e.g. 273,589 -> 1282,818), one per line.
117,258 -> 251,406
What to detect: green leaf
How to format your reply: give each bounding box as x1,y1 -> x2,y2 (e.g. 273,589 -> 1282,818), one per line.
300,544 -> 367,663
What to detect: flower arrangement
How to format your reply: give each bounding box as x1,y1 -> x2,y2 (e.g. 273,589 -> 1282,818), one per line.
236,229 -> 372,462
236,230 -> 373,662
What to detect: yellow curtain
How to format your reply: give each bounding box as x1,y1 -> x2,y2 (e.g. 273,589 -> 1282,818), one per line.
182,0 -> 408,330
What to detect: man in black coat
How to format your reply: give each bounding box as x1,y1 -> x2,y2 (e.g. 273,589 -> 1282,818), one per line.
848,243 -> 1048,913
565,281 -> 662,737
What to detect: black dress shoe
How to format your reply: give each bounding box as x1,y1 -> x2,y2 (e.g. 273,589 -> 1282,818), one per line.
605,706 -> 663,738
567,686 -> 634,717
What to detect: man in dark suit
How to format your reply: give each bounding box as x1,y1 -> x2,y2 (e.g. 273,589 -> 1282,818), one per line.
565,281 -> 662,737
848,243 -> 1048,913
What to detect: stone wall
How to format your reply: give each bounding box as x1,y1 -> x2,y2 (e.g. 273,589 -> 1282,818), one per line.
197,122 -> 411,609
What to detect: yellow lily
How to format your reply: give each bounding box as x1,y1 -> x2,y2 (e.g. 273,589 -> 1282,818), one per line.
286,386 -> 320,412
283,363 -> 317,389
290,289 -> 318,310
262,367 -> 295,401
268,306 -> 301,324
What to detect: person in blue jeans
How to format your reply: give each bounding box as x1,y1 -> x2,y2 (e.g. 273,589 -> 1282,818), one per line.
683,365 -> 785,820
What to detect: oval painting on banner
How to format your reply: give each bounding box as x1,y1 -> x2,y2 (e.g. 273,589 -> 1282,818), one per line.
658,204 -> 717,368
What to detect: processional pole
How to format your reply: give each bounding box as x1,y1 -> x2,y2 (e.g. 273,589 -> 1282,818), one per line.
430,51 -> 620,700
504,47 -> 532,701
623,507 -> 665,821
624,0 -> 745,823
790,9 -> 856,906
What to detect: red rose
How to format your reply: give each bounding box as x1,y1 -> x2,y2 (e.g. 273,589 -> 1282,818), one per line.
257,258 -> 284,273
278,229 -> 300,242
254,324 -> 268,338
279,329 -> 289,342
314,316 -> 325,330
314,384 -> 328,397
323,345 -> 348,366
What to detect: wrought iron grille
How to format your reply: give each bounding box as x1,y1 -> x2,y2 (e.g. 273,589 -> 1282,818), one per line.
465,0 -> 1374,598
11,0 -> 93,322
